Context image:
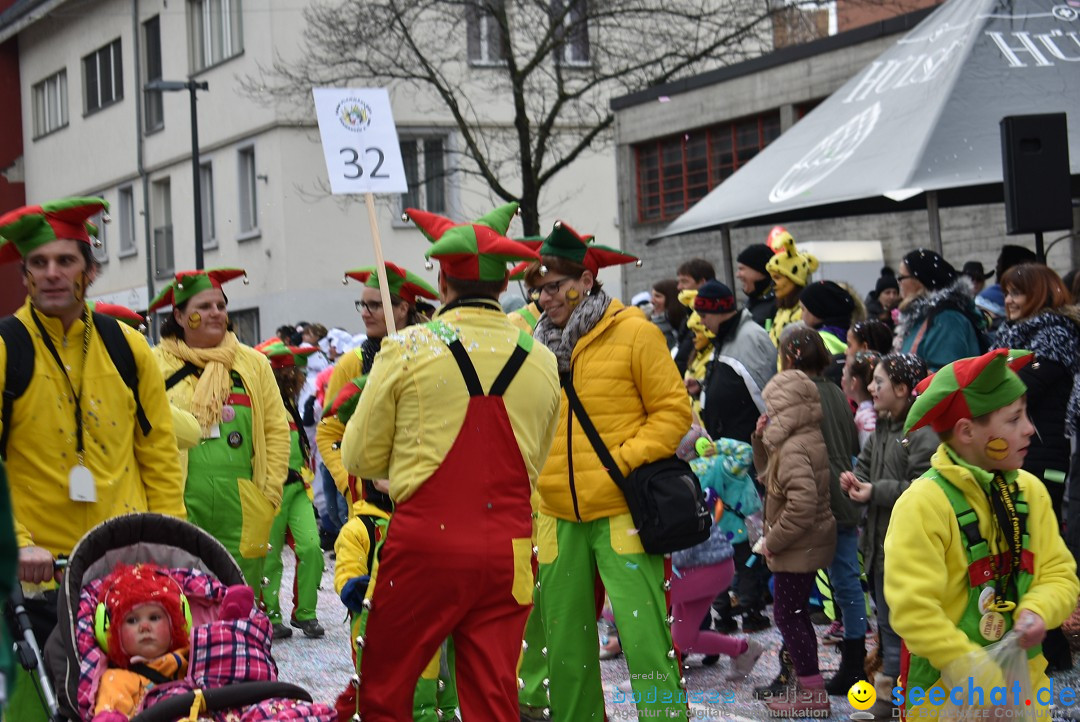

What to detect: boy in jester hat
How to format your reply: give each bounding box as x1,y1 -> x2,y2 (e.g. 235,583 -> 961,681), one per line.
0,198 -> 185,722
341,202 -> 560,722
884,349 -> 1078,717
525,221 -> 692,721
764,225 -> 818,354
316,261 -> 439,513
255,341 -> 327,641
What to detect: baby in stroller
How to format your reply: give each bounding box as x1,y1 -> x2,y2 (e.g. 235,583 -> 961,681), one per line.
45,513 -> 335,722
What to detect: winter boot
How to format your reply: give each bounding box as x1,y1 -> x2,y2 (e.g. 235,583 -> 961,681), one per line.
765,673 -> 831,717
754,646 -> 794,700
825,637 -> 867,695
868,674 -> 897,721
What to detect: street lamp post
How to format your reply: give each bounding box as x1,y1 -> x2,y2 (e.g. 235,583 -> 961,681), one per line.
144,79 -> 210,269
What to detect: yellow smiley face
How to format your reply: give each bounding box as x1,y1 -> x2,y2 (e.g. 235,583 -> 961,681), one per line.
848,680 -> 876,711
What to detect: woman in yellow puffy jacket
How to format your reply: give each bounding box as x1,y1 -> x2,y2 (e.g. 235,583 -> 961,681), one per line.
528,222 -> 692,721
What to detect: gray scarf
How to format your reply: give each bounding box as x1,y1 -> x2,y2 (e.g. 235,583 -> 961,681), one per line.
534,290 -> 611,373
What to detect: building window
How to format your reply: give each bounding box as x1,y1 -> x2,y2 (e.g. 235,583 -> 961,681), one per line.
152,178 -> 173,278
32,70 -> 68,138
200,162 -> 217,249
229,307 -> 260,346
188,0 -> 244,72
552,0 -> 589,66
118,186 -> 137,257
237,146 -> 258,236
634,111 -> 782,223
466,0 -> 507,65
143,17 -> 164,132
90,197 -> 109,264
400,137 -> 447,214
83,39 -> 123,114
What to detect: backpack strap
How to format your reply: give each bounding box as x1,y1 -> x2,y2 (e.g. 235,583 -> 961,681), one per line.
0,316 -> 34,461
92,312 -> 152,436
165,362 -> 201,391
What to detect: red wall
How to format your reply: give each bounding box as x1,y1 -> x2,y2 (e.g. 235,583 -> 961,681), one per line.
0,22 -> 25,316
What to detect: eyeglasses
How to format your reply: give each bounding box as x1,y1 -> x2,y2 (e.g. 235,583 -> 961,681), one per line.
537,276 -> 575,297
355,300 -> 383,314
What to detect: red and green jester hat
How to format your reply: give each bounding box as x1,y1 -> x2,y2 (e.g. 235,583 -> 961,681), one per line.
402,201 -> 539,282
533,220 -> 640,278
341,262 -> 439,306
148,268 -> 248,313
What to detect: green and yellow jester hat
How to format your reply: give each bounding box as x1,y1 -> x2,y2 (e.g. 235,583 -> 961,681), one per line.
256,340 -> 317,370
764,225 -> 818,288
148,268 -> 248,313
89,301 -> 147,331
326,375 -> 368,424
537,220 -> 640,276
403,202 -> 539,281
904,348 -> 1033,435
0,197 -> 108,264
342,262 -> 438,305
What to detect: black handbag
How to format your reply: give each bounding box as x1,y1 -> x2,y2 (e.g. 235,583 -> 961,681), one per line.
563,376 -> 711,555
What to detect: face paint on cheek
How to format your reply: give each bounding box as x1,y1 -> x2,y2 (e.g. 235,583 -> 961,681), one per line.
187,312 -> 202,330
72,273 -> 87,303
566,288 -> 580,308
985,437 -> 1010,461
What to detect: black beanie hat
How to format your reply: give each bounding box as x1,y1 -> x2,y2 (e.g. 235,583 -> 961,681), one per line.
693,280 -> 737,315
799,280 -> 855,324
736,244 -> 774,276
875,273 -> 899,295
902,249 -> 957,291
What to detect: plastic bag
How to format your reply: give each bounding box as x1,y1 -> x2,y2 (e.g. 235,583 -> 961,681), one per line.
936,629 -> 1032,717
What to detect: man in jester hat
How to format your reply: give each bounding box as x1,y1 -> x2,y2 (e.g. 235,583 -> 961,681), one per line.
0,198 -> 185,721
524,221 -> 692,720
149,268 -> 291,595
317,261 -> 439,514
884,349 -> 1078,717
341,202 -> 561,722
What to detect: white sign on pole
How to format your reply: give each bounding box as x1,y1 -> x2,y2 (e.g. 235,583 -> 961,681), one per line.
313,88 -> 408,195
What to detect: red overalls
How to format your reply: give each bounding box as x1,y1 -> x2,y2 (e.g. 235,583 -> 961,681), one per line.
358,336 -> 536,722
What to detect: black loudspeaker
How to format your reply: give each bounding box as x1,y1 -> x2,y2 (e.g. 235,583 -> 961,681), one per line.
1000,113 -> 1072,235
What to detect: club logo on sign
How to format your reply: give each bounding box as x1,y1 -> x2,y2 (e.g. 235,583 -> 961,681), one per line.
337,99 -> 373,132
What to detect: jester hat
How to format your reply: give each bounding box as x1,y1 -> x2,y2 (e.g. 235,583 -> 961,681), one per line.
0,197 -> 108,264
89,301 -> 146,330
538,220 -> 639,276
326,375 -> 368,424
404,202 -> 538,281
257,340 -> 317,370
148,268 -> 247,313
508,261 -> 532,282
764,226 -> 818,288
904,349 -> 1033,435
94,563 -> 190,669
343,262 -> 438,305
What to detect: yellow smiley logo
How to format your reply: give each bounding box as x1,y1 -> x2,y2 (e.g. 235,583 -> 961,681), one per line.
848,680 -> 876,711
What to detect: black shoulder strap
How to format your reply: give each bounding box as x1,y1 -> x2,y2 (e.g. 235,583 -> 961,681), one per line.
488,331 -> 533,397
128,661 -> 174,686
358,515 -> 379,576
446,340 -> 484,397
562,373 -> 626,489
165,362 -> 201,391
93,313 -> 152,436
0,316 -> 34,461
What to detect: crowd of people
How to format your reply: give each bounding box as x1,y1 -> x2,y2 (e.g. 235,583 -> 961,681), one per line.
1,195 -> 1079,722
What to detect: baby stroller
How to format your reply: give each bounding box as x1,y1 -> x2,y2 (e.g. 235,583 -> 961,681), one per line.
40,512 -> 334,721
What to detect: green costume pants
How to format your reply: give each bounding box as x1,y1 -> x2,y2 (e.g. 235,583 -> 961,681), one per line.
262,482 -> 323,623
518,596 -> 549,711
537,513 -> 685,720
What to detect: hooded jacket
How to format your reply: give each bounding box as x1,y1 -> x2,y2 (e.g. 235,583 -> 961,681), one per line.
895,276 -> 985,372
536,301 -> 691,522
752,370 -> 836,573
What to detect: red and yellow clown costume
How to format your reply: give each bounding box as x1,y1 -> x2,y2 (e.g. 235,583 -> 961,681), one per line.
342,202 -> 561,722
885,350 -> 1079,718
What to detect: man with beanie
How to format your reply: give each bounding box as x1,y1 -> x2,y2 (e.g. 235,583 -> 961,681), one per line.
342,203 -> 560,722
865,269 -> 899,328
799,280 -> 857,384
694,280 -> 777,632
736,244 -> 777,330
885,349 -> 1078,718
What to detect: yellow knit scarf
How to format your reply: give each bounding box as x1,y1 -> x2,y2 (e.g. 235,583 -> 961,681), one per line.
159,333 -> 239,433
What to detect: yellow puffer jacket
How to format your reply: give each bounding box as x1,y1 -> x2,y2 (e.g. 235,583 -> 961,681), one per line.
536,299 -> 691,522
333,498 -> 392,595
